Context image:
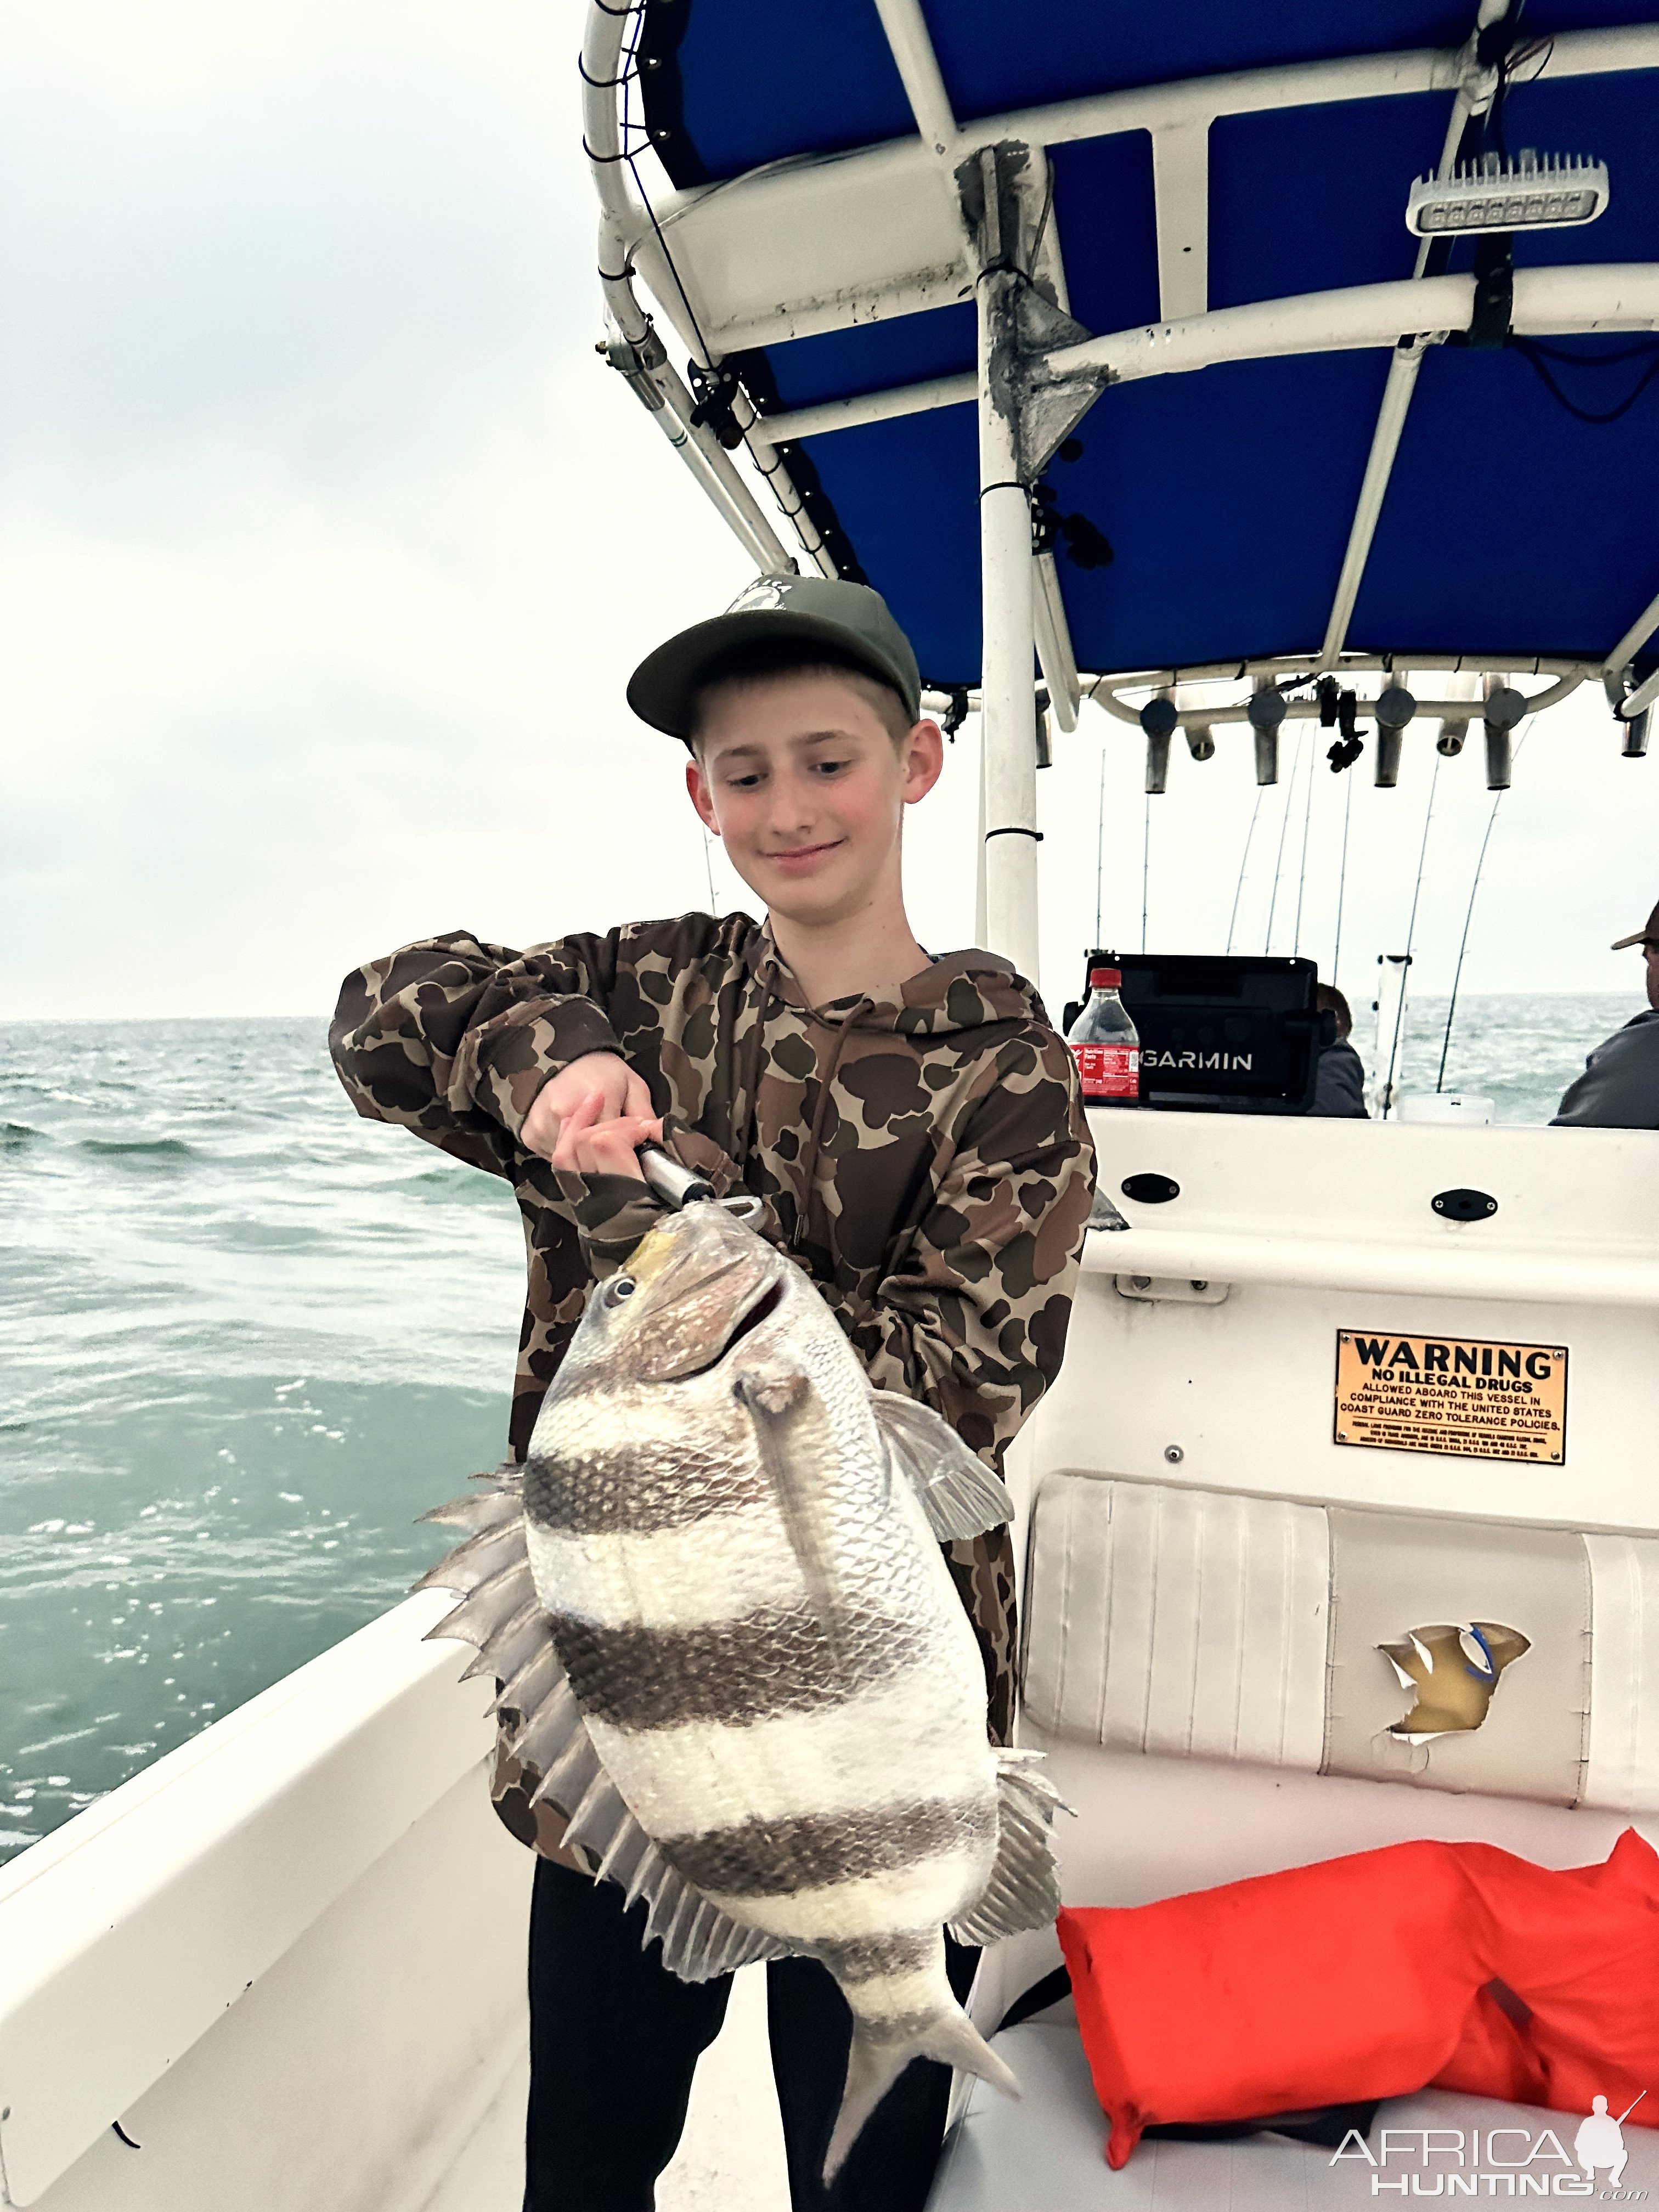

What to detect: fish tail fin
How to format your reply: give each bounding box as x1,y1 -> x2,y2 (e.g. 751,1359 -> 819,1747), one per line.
823,2000 -> 1018,2183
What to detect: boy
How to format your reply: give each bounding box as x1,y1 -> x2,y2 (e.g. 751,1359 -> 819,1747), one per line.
330,574 -> 1094,2211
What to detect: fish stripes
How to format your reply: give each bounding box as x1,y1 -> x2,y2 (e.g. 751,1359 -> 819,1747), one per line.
546,1602 -> 928,1730
659,1797 -> 996,1899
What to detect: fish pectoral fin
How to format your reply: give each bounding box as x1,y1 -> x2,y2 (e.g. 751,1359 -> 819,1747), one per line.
734,1359 -> 842,1627
947,1750 -> 1068,1946
735,1364 -> 810,1418
870,1389 -> 1015,1542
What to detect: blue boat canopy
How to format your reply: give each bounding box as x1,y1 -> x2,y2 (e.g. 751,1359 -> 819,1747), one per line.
583,0 -> 1659,746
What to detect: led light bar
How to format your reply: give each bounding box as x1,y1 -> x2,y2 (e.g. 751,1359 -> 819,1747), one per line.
1406,150 -> 1610,236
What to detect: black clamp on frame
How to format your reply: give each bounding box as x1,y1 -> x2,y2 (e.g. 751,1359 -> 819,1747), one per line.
1453,234 -> 1515,353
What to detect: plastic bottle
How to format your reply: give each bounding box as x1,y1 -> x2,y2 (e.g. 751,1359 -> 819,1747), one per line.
1068,965 -> 1142,1105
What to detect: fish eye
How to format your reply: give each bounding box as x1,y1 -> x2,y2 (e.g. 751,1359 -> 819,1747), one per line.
605,1276 -> 636,1307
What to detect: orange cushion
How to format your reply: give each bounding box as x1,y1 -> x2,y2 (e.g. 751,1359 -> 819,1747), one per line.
1057,1830 -> 1659,2169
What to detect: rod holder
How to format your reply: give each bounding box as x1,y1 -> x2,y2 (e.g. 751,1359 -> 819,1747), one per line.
1375,726 -> 1404,787
1145,729 -> 1171,794
1622,708 -> 1651,758
1186,723 -> 1215,762
1254,725 -> 1279,786
1436,718 -> 1469,757
1484,724 -> 1513,789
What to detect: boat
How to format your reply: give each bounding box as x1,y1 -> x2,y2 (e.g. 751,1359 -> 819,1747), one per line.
4,2 -> 1658,2205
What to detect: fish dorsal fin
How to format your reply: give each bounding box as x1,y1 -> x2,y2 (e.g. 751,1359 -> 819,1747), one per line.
415,1489 -> 789,1984
870,1389 -> 1015,1541
946,1750 -> 1069,1946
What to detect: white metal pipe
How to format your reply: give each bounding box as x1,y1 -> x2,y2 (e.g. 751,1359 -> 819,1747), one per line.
978,264 -> 1041,981
1041,264 -> 1659,383
1043,274 -> 1459,383
758,374 -> 977,445
726,391 -> 840,578
1604,584 -> 1659,679
926,22 -> 1656,163
1033,551 -> 1081,732
870,0 -> 957,157
757,266 -> 1659,447
1096,650 -> 1590,690
1621,664 -> 1659,719
581,3 -> 798,575
644,361 -> 795,572
1090,672 -> 1589,730
1318,340 -> 1426,667
1150,121 -> 1209,319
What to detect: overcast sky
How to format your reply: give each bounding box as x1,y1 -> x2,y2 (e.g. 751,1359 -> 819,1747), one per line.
5,0 -> 1656,1027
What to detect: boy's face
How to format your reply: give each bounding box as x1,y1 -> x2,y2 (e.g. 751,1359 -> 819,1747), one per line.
685,672 -> 943,930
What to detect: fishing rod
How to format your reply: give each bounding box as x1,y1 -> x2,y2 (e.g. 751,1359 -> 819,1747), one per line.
1226,785 -> 1266,956
1262,731 -> 1304,955
1331,770 -> 1355,991
1093,750 -> 1107,946
1292,723 -> 1317,956
1381,750 -> 1443,1117
1436,724 -> 1530,1091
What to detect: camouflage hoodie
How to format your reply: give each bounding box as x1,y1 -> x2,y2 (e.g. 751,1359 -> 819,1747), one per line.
330,912 -> 1094,1855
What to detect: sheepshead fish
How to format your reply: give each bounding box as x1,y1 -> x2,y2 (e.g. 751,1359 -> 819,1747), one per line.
417,1195 -> 1063,2179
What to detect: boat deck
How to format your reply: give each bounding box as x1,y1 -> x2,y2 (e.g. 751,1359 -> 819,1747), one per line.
422,1965 -> 787,2212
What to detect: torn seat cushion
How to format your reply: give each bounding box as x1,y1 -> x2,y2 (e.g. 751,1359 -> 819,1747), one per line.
1057,1829 -> 1659,2169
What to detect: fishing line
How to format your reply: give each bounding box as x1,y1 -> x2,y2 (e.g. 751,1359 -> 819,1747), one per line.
1140,788 -> 1151,954
1436,723 -> 1531,1090
1093,749 -> 1107,947
1262,730 -> 1305,955
1381,749 -> 1443,1116
1226,784 -> 1266,956
702,828 -> 720,917
1292,723 -> 1317,956
1331,769 -> 1355,990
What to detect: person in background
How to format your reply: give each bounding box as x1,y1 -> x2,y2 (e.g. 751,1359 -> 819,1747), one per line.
1551,899 -> 1659,1129
1311,983 -> 1368,1119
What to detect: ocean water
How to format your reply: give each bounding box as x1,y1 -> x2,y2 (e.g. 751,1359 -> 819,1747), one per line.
0,992 -> 1639,1865
0,1019 -> 524,1865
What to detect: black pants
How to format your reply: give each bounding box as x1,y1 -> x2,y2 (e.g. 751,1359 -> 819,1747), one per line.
523,1857 -> 978,2212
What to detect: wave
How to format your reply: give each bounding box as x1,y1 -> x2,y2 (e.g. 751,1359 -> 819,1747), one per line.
2,1122 -> 42,1147
78,1137 -> 197,1160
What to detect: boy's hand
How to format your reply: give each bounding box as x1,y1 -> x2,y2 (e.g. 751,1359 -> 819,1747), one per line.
521,1053 -> 661,1182
521,1052 -> 652,1155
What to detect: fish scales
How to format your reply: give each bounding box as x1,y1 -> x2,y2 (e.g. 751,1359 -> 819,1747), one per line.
424,1198 -> 1064,2180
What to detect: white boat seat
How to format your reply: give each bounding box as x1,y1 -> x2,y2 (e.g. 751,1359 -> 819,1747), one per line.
928,2020 -> 1659,2208
1020,1472 -> 1659,1812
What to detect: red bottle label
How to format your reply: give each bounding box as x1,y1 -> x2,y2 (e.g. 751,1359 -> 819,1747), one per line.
1072,1042 -> 1141,1101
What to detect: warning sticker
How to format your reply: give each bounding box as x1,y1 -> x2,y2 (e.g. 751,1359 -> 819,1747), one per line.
1333,1331 -> 1568,1464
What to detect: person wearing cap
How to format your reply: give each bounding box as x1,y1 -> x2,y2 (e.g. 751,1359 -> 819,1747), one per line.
1311,983 -> 1369,1118
1551,899 -> 1659,1128
328,573 -> 1094,2211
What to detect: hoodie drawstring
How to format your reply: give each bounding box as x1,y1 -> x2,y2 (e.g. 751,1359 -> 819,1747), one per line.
734,956 -> 871,1256
792,996 -> 870,1253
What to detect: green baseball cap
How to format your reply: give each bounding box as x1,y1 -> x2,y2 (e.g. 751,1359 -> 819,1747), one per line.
627,573 -> 923,743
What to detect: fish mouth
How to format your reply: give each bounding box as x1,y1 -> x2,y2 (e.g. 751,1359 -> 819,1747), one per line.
720,1275 -> 787,1359
652,1273 -> 787,1384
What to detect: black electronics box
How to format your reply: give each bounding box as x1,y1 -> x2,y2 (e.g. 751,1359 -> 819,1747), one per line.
1064,952 -> 1331,1113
